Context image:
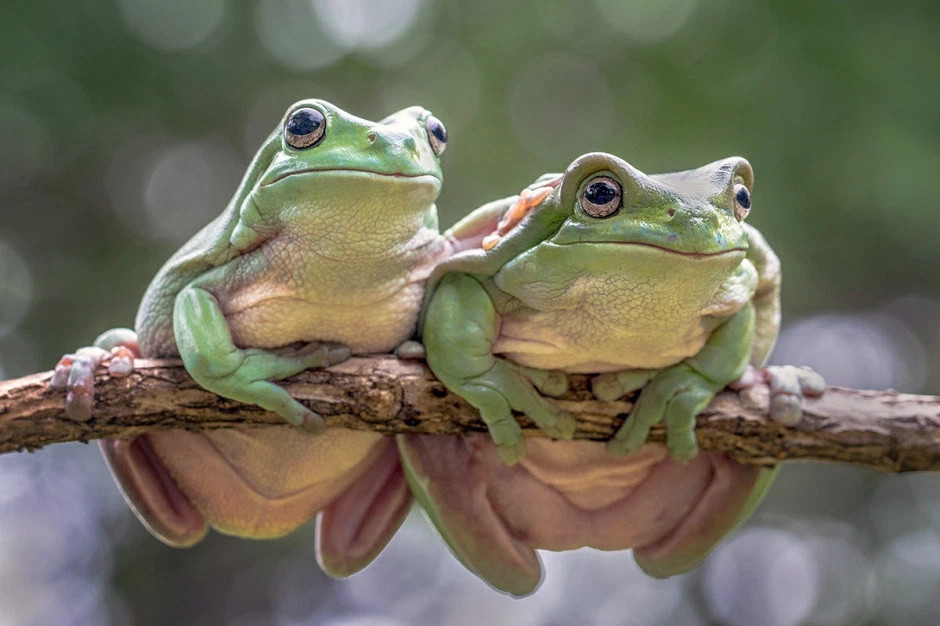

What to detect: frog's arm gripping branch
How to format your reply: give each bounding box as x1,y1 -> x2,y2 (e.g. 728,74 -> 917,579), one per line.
0,356 -> 937,473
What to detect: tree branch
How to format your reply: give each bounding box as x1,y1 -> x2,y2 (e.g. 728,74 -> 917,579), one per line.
1,356 -> 937,472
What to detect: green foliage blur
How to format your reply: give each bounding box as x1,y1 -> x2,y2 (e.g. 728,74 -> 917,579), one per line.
0,1 -> 937,624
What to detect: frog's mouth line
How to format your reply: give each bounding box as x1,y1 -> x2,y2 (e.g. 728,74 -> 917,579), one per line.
261,168 -> 442,187
561,240 -> 747,259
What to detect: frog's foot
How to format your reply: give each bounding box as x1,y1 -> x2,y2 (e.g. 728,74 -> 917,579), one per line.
317,438 -> 413,578
732,364 -> 825,427
455,361 -> 576,465
607,364 -> 717,463
393,339 -> 426,360
591,370 -> 655,402
50,328 -> 140,421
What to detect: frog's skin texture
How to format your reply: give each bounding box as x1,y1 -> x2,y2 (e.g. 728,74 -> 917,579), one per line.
51,100 -> 449,576
404,152 -> 823,595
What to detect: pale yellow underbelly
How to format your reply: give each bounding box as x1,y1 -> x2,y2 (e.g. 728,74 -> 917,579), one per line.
494,307 -> 721,373
224,281 -> 425,354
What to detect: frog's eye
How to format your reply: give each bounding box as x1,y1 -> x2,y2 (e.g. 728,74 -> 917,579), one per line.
285,108 -> 326,149
426,116 -> 447,156
733,183 -> 751,221
580,177 -> 621,218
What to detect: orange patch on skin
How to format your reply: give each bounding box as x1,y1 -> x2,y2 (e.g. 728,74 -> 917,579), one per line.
481,185 -> 554,251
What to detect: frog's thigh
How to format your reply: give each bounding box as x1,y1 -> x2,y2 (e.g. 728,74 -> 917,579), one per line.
398,434 -> 542,597
147,428 -> 384,539
317,437 -> 413,578
632,453 -> 764,578
99,437 -> 207,547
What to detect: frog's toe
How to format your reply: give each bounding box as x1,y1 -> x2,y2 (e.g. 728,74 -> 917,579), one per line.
764,365 -> 825,427
606,421 -> 649,456
393,340 -> 426,360
52,347 -> 111,420
300,409 -> 326,434
770,392 -> 802,427
107,346 -> 137,377
540,410 -> 577,440
295,342 -> 351,369
663,388 -> 711,462
667,432 -> 699,463
496,439 -> 527,466
487,415 -> 526,465
591,369 -> 655,402
534,370 -> 568,398
591,372 -> 624,402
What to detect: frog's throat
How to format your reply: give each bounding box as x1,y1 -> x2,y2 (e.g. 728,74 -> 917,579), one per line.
260,168 -> 442,188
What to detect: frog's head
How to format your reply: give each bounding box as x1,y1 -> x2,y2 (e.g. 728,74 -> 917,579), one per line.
548,152 -> 752,257
246,99 -> 446,229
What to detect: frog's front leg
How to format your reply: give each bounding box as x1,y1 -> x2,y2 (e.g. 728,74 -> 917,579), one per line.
173,285 -> 350,432
607,304 -> 756,461
51,327 -> 140,420
423,272 -> 575,465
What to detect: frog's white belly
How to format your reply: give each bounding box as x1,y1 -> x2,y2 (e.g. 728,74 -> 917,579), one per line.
219,229 -> 446,353
490,246 -> 749,372
494,304 -> 721,372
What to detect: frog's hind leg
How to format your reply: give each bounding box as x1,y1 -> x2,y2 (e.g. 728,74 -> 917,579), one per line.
632,457 -> 773,578
100,436 -> 208,547
316,438 -> 413,578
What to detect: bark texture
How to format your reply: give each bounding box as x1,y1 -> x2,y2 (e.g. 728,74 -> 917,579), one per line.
1,356 -> 937,473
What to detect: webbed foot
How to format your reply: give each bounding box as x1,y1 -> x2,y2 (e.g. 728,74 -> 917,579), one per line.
455,361 -> 574,465
606,364 -> 718,463
731,364 -> 825,426
50,328 -> 140,420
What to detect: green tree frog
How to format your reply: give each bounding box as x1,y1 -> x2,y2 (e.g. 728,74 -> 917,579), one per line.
401,152 -> 823,595
51,99 -> 450,577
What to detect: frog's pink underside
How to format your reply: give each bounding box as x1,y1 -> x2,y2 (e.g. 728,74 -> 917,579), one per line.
399,434 -> 760,595
101,428 -> 412,573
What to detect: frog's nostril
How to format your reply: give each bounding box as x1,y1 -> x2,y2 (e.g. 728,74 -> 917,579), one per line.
367,132 -> 377,144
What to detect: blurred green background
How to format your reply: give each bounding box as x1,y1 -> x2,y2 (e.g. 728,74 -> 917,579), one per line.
1,0 -> 938,624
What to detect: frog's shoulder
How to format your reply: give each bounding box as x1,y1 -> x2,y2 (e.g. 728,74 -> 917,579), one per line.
420,180 -> 569,332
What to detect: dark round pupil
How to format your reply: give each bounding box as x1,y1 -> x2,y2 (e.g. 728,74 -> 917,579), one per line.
287,110 -> 322,136
585,181 -> 617,205
430,120 -> 446,143
735,187 -> 751,209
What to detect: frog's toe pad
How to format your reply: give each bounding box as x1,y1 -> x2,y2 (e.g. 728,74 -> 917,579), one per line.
300,410 -> 326,435
591,373 -> 625,402
497,438 -> 527,466
108,346 -> 136,376
536,370 -> 569,397
393,340 -> 427,360
764,365 -> 825,426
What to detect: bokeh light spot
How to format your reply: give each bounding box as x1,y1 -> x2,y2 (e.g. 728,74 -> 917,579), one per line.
118,0 -> 227,52
704,527 -> 820,626
508,54 -> 614,162
593,0 -> 699,44
0,241 -> 33,340
313,0 -> 423,50
772,309 -> 927,392
254,0 -> 346,71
